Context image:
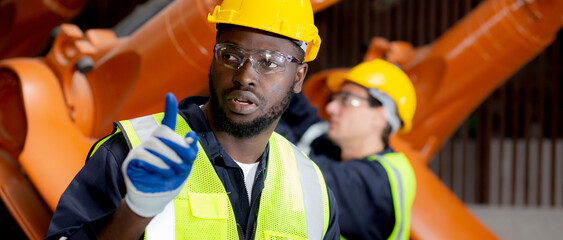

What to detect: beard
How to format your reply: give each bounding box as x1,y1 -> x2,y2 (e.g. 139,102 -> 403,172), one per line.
208,77 -> 294,139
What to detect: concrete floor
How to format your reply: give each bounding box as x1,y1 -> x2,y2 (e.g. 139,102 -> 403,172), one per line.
468,205 -> 563,240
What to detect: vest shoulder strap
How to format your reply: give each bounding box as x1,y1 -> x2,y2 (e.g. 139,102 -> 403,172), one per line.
368,152 -> 416,240
87,126 -> 122,159
116,112 -> 188,149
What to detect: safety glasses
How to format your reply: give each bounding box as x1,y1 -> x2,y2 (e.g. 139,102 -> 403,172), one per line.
214,43 -> 302,75
330,91 -> 381,108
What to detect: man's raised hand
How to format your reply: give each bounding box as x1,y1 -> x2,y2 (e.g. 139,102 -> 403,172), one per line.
122,93 -> 199,218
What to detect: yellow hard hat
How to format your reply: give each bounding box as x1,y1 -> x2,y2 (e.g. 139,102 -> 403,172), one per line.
326,59 -> 417,134
208,0 -> 321,62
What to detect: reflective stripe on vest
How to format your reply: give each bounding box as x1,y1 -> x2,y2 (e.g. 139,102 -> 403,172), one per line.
117,113 -> 330,239
367,153 -> 416,240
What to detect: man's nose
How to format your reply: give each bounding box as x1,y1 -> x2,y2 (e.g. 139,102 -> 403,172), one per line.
233,58 -> 259,87
326,99 -> 340,116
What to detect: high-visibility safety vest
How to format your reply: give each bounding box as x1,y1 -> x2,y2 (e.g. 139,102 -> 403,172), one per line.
367,153 -> 416,240
114,112 -> 331,240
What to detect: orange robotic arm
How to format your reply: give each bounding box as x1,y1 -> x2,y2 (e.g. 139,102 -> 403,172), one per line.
0,0 -> 88,59
396,0 -> 563,164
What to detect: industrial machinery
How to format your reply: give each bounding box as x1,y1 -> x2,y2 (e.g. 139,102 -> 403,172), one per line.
0,0 -> 561,239
0,0 -> 88,59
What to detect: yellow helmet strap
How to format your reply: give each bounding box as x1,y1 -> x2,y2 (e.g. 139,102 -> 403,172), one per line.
368,88 -> 401,134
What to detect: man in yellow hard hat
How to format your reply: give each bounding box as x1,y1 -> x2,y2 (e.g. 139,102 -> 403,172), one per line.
45,0 -> 339,239
277,59 -> 416,240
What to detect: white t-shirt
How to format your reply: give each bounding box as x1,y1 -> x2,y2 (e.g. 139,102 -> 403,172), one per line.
234,160 -> 259,204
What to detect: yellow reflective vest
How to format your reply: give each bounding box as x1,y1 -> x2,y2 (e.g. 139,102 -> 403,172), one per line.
367,153 -> 416,240
116,112 -> 331,239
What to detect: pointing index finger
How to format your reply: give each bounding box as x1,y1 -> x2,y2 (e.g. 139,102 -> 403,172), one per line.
161,93 -> 178,130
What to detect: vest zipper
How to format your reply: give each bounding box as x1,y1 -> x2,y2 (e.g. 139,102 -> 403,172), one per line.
237,223 -> 245,240
237,167 -> 250,239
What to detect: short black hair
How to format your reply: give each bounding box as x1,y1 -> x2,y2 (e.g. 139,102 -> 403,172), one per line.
381,123 -> 392,147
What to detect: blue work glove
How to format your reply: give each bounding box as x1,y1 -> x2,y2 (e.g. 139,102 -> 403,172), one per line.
122,93 -> 199,218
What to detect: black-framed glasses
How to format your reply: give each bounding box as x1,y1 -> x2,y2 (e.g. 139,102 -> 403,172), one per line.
214,43 -> 302,75
330,92 -> 381,108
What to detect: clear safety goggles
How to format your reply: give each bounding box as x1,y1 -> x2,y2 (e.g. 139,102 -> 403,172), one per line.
330,90 -> 401,134
214,43 -> 302,75
330,91 -> 381,108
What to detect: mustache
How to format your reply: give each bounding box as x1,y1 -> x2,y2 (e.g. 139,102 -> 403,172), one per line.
223,85 -> 265,102
224,84 -> 253,92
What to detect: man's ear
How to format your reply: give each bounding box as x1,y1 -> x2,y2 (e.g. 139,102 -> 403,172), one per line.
372,107 -> 388,129
293,63 -> 308,93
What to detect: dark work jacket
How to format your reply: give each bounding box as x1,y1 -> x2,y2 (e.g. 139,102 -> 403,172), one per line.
45,96 -> 340,240
276,93 -> 396,240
